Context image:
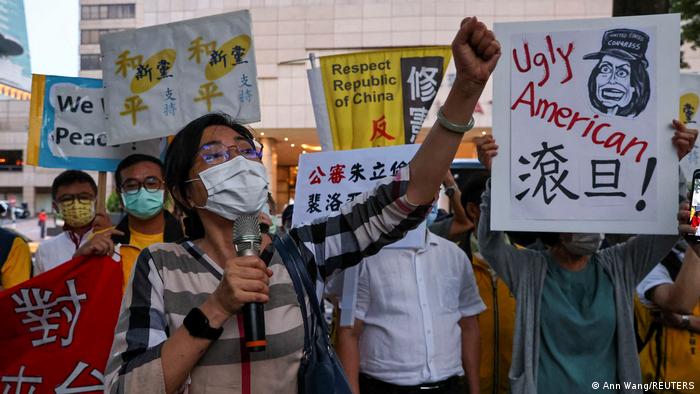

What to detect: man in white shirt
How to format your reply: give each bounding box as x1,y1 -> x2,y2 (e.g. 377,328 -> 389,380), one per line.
34,170 -> 111,274
334,230 -> 485,394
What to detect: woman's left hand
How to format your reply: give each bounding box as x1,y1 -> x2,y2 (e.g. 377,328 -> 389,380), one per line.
451,17 -> 501,92
672,119 -> 698,160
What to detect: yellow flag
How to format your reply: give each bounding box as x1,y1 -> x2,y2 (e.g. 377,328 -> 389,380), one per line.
26,74 -> 46,166
320,46 -> 451,150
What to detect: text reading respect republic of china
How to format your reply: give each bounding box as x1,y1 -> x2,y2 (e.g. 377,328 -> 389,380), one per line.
330,60 -> 396,107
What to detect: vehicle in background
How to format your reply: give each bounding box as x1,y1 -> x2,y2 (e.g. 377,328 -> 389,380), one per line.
0,201 -> 30,219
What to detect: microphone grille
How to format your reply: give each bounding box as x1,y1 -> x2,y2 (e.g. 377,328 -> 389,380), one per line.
233,215 -> 262,254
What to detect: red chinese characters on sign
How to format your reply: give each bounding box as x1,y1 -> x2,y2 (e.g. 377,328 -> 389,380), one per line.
308,166 -> 326,185
0,255 -> 122,393
370,115 -> 395,142
328,164 -> 346,184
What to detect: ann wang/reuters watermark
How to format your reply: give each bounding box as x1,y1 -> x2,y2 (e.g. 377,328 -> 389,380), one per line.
591,381 -> 695,391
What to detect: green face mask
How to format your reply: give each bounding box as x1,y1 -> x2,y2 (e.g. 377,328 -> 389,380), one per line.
122,189 -> 164,220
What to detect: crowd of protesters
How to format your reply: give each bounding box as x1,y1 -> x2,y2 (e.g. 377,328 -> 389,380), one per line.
2,15 -> 700,394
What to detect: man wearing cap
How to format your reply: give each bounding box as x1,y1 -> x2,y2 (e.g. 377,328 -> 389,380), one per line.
584,28 -> 651,118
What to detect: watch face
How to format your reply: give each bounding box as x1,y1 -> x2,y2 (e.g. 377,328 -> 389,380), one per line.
445,188 -> 455,198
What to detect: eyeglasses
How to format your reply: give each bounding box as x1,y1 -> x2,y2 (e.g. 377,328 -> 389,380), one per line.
197,139 -> 263,165
121,176 -> 164,195
56,194 -> 95,206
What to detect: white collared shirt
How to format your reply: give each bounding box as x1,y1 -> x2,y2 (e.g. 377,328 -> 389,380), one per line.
354,232 -> 486,385
33,229 -> 93,275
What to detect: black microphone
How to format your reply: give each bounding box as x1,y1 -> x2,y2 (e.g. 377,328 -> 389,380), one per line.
233,215 -> 266,352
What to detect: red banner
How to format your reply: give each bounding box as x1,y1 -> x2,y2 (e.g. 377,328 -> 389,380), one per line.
0,255 -> 122,393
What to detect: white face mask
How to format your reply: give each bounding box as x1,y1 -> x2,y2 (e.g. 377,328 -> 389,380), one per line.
188,156 -> 269,221
562,233 -> 603,256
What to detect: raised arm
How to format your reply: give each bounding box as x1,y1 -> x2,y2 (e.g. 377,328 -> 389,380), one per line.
293,17 -> 501,279
407,17 -> 500,205
477,181 -> 535,292
474,135 -> 536,292
607,120 -> 697,284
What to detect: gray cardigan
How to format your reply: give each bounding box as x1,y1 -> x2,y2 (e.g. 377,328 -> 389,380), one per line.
477,182 -> 678,394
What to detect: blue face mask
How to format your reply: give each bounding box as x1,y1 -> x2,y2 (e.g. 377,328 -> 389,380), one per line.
426,203 -> 439,226
122,189 -> 164,220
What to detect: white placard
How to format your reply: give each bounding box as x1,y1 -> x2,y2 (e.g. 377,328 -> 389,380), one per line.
31,75 -> 165,171
293,144 -> 426,249
492,14 -> 679,234
100,10 -> 260,145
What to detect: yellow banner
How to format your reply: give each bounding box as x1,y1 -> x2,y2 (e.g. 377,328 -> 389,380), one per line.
26,74 -> 46,166
320,46 -> 451,150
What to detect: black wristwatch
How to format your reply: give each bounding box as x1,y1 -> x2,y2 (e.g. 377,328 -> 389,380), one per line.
444,186 -> 457,198
183,307 -> 224,340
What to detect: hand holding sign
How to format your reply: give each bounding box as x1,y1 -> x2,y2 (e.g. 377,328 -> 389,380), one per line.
452,17 -> 501,90
671,119 -> 699,160
474,135 -> 499,172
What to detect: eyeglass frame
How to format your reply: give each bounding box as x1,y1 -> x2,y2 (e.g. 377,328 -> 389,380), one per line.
120,176 -> 165,195
55,193 -> 96,206
196,137 -> 264,165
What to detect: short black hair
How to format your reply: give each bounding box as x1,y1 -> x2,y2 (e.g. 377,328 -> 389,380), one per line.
165,113 -> 256,238
51,170 -> 98,200
460,170 -> 490,208
282,204 -> 294,224
115,154 -> 164,191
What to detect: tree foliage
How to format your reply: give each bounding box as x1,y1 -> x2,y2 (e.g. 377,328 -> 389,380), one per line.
672,0 -> 700,67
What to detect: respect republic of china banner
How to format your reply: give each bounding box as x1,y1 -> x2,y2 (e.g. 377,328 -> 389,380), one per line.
27,74 -> 165,172
100,10 -> 260,145
0,256 -> 122,393
317,47 -> 452,150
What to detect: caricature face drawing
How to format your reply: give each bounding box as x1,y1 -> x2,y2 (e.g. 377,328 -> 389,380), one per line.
584,29 -> 651,118
594,55 -> 634,110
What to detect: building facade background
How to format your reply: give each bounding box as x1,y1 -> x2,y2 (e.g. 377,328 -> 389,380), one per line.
2,0 -> 698,214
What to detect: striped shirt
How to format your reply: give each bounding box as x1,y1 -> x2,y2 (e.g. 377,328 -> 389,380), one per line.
105,166 -> 429,393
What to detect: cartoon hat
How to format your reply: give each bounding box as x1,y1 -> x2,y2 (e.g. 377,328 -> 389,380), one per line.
584,28 -> 649,68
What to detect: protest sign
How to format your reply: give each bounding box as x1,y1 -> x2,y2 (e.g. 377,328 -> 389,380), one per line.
100,10 -> 260,145
314,47 -> 451,150
293,144 -> 425,248
679,72 -> 700,181
27,74 -> 166,172
491,14 -> 679,234
0,255 -> 122,393
0,0 -> 31,99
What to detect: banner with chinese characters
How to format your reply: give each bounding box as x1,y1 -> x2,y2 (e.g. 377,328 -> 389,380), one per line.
293,144 -> 426,248
679,72 -> 700,181
0,255 -> 122,393
27,74 -> 166,171
318,47 -> 451,150
491,14 -> 679,234
100,10 -> 260,145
